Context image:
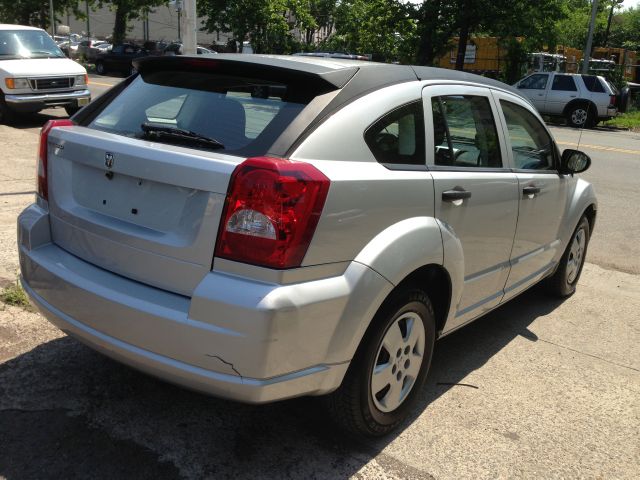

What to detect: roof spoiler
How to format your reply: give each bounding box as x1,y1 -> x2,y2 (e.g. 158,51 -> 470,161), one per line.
134,55 -> 359,91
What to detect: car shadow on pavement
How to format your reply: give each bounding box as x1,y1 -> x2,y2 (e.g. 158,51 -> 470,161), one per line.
0,286 -> 565,479
7,111 -> 67,130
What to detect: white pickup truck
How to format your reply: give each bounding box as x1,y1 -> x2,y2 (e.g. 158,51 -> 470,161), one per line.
0,24 -> 90,123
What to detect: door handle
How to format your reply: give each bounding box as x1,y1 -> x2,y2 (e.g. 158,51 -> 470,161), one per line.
442,188 -> 472,202
523,186 -> 541,196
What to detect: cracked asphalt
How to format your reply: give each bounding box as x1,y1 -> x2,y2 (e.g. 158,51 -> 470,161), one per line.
0,83 -> 639,479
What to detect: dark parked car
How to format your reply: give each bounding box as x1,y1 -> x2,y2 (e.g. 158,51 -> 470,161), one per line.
95,44 -> 147,76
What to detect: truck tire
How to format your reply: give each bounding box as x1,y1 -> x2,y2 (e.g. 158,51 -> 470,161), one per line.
0,97 -> 15,125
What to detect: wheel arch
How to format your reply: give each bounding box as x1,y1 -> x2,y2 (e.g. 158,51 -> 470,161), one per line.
394,264 -> 452,337
563,99 -> 598,118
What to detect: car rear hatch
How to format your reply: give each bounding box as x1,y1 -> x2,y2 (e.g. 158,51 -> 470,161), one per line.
46,55 -> 358,296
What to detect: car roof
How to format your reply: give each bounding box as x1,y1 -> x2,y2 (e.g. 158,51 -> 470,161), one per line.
137,53 -> 520,95
0,24 -> 44,31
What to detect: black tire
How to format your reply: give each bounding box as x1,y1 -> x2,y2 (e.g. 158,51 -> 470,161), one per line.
65,106 -> 81,117
325,288 -> 436,437
95,61 -> 106,75
546,216 -> 590,297
0,97 -> 15,125
566,103 -> 594,129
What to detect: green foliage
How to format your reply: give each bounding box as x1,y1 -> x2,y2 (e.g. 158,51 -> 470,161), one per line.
603,109 -> 640,130
99,1 -> 167,45
0,0 -> 84,30
321,0 -> 416,62
1,280 -> 34,311
198,0 -> 307,54
608,7 -> 640,50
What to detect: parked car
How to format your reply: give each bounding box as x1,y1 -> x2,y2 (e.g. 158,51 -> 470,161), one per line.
0,24 -> 90,122
514,71 -> 617,128
162,43 -> 216,55
76,38 -> 109,62
19,55 -> 596,436
94,43 -> 147,76
293,51 -> 370,61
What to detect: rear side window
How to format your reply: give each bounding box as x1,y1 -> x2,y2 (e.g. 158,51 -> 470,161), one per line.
364,101 -> 425,166
431,95 -> 502,168
87,71 -> 310,156
581,75 -> 605,93
552,75 -> 577,91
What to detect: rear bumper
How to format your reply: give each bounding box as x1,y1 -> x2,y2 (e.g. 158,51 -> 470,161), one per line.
4,89 -> 90,112
18,204 -> 391,403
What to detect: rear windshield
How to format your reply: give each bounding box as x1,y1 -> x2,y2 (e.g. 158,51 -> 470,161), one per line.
87,71 -> 311,156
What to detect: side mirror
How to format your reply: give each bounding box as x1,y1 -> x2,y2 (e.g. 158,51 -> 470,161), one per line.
560,149 -> 591,174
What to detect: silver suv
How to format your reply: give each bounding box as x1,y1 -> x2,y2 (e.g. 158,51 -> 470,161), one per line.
18,55 -> 596,436
514,71 -> 617,127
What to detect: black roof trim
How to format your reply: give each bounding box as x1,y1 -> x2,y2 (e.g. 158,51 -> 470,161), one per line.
133,54 -> 359,89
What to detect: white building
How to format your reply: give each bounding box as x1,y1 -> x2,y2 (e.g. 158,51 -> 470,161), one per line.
62,3 -> 231,47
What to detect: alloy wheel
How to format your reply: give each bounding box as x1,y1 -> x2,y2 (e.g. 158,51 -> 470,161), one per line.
370,312 -> 425,413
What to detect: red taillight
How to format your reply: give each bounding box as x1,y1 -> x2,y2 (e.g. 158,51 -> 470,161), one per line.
609,94 -> 616,106
215,157 -> 330,269
37,119 -> 74,200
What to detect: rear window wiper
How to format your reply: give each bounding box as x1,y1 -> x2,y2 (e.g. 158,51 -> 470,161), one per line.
139,122 -> 225,149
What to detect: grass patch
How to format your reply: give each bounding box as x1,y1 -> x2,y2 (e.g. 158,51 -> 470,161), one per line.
1,280 -> 35,311
603,109 -> 640,130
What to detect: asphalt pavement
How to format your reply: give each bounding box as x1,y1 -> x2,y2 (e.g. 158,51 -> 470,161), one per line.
0,79 -> 638,479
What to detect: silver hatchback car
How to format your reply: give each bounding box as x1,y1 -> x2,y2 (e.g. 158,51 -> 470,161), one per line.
18,55 -> 596,436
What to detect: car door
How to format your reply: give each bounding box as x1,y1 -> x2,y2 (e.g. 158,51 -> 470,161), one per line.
106,45 -> 124,70
545,74 -> 578,115
423,85 -> 519,330
491,90 -> 570,301
515,73 -> 550,112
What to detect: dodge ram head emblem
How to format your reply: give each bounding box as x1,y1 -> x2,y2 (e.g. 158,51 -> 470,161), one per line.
105,152 -> 114,169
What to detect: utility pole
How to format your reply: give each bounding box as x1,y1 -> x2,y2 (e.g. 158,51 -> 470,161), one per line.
85,0 -> 91,39
582,0 -> 599,74
176,0 -> 182,42
181,0 -> 197,54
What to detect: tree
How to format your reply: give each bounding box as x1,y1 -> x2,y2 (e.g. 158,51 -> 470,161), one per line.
414,0 -> 458,66
0,0 -> 83,31
608,6 -> 640,50
100,0 -> 167,44
199,0 -> 312,54
322,0 -> 416,62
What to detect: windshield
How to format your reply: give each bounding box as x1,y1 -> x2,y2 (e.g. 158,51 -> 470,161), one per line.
0,30 -> 65,59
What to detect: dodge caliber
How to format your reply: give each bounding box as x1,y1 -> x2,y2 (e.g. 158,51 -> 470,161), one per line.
18,55 -> 596,436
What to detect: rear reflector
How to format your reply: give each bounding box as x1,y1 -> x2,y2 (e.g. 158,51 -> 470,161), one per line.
37,119 -> 74,200
215,157 -> 330,269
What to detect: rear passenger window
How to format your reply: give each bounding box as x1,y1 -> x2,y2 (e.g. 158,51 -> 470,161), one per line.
364,101 -> 425,166
500,100 -> 555,170
581,75 -> 605,93
552,75 -> 577,91
431,95 -> 502,168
